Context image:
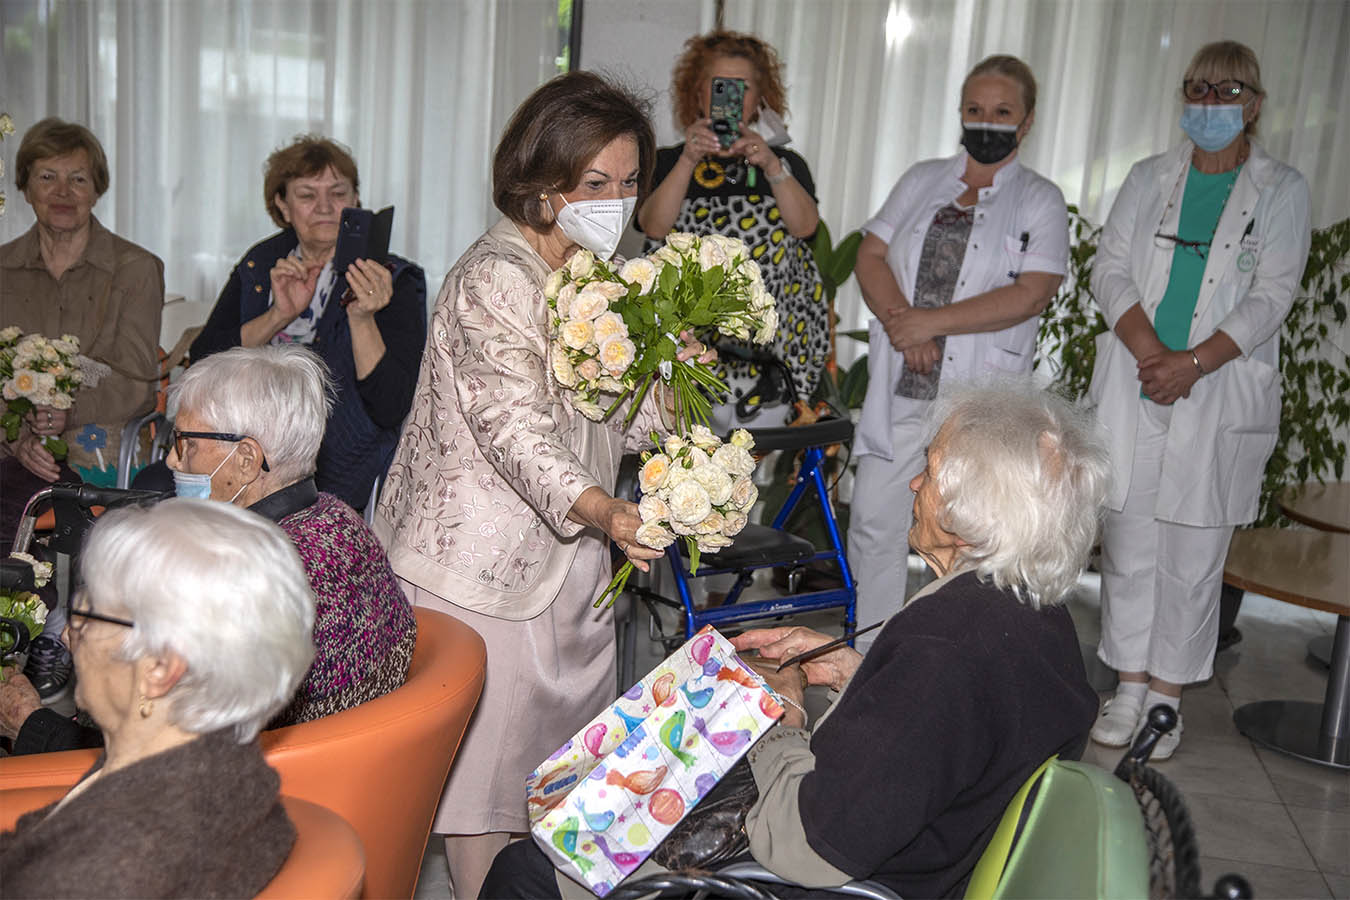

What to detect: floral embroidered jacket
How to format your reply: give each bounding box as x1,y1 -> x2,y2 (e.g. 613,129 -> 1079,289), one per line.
373,218 -> 664,620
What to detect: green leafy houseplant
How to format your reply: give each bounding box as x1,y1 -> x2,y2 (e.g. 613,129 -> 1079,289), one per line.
1036,210 -> 1350,526
758,222 -> 867,549
811,220 -> 869,413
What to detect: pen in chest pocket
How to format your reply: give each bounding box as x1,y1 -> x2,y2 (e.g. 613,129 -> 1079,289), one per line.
1008,231 -> 1029,280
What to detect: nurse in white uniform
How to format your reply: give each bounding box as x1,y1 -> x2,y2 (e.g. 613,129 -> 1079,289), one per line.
1088,40 -> 1310,759
849,55 -> 1069,648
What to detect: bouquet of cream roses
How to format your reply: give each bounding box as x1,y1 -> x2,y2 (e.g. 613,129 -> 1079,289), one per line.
0,328 -> 85,461
595,426 -> 758,609
0,552 -> 52,675
546,232 -> 777,434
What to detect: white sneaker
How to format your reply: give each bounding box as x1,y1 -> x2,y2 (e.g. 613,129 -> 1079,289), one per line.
1141,712 -> 1183,761
1090,694 -> 1143,747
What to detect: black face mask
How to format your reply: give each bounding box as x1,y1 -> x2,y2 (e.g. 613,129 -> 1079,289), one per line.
961,123 -> 1020,165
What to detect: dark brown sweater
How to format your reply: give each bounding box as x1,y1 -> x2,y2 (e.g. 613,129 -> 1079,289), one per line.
0,729 -> 294,898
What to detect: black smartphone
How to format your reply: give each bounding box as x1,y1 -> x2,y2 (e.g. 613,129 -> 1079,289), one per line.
709,77 -> 746,151
333,205 -> 394,275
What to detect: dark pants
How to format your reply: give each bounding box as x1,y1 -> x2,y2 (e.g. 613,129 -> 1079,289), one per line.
1,456 -> 80,556
480,839 -> 833,899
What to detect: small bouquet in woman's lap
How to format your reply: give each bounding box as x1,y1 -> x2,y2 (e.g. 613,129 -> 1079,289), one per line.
545,233 -> 777,607
1,552 -> 52,676
0,327 -> 91,461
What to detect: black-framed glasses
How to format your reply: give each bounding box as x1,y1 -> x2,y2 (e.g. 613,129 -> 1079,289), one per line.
1154,231 -> 1210,259
172,429 -> 270,472
66,591 -> 135,632
1182,79 -> 1249,102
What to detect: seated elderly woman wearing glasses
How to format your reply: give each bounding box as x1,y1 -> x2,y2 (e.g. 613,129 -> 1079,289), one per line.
164,344 -> 416,724
486,381 -> 1104,899
0,345 -> 415,752
0,499 -> 314,898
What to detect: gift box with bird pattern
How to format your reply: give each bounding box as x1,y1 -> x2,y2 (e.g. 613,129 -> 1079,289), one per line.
526,625 -> 784,896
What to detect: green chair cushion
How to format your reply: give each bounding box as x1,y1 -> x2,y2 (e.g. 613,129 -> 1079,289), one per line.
966,759 -> 1150,900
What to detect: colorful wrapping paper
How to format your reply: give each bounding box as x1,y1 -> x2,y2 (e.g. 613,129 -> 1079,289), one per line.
526,625 -> 784,896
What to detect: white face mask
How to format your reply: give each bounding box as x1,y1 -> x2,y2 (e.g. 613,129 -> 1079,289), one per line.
554,195 -> 637,261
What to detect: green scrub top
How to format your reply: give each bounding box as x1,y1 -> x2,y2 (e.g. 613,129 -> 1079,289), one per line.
1153,165 -> 1242,351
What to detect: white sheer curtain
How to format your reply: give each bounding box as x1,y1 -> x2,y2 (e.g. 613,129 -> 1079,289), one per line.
715,0 -> 1350,336
0,0 -> 562,304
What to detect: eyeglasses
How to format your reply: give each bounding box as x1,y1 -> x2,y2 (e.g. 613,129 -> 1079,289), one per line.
1154,231 -> 1210,259
1182,79 -> 1250,103
172,429 -> 270,472
66,591 -> 135,633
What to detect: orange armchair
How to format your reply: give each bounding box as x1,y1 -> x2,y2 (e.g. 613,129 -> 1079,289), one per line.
260,607 -> 485,898
0,607 -> 486,899
0,788 -> 364,899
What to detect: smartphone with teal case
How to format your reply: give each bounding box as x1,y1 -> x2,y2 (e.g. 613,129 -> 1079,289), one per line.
709,77 -> 746,150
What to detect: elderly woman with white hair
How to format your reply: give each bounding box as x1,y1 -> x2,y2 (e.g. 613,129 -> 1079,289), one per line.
486,380 -> 1106,900
0,499 -> 313,897
166,344 -> 415,724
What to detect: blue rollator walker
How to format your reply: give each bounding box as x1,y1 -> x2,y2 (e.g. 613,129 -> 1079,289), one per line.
624,414 -> 858,659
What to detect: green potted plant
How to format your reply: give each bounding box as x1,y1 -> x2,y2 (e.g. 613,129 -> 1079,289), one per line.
1036,209 -> 1350,524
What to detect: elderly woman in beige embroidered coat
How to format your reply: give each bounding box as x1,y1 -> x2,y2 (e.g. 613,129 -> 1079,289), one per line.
373,72 -> 712,900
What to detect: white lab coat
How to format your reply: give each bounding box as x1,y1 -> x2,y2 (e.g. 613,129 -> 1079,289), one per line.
1089,140 -> 1311,525
855,152 -> 1069,459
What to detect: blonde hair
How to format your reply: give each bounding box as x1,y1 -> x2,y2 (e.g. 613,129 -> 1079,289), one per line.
1183,40 -> 1264,136
962,55 -> 1038,115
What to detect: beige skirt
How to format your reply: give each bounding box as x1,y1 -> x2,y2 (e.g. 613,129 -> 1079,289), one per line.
400,537 -> 617,835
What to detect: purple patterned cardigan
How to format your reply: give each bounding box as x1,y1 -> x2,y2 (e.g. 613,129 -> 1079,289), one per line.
254,480 -> 417,726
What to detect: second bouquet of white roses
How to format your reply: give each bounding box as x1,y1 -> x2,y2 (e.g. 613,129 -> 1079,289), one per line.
594,426 -> 758,609
0,327 -> 85,461
546,232 -> 777,434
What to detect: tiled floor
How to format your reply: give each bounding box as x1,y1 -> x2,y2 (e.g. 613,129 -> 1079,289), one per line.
415,563 -> 1350,899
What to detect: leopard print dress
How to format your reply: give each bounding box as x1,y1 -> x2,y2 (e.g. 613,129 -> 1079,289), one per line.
642,145 -> 827,424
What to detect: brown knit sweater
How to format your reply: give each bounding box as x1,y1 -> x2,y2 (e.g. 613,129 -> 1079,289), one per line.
0,729 -> 294,898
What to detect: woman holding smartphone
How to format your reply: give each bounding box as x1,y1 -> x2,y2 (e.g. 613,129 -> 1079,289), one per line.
849,55 -> 1069,649
639,30 -> 824,428
191,135 -> 426,511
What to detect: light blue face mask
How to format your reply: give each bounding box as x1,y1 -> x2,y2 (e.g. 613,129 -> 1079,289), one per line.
1179,103 -> 1246,152
172,445 -> 243,501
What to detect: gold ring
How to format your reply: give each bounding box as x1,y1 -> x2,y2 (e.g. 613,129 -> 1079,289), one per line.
749,144 -> 757,153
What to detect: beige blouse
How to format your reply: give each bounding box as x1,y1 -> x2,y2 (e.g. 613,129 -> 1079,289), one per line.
0,217 -> 163,472
373,217 -> 663,620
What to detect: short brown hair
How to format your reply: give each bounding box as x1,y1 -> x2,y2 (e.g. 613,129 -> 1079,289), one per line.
962,55 -> 1039,116
671,31 -> 788,130
1184,41 -> 1264,135
262,135 -> 361,229
493,71 -> 655,230
15,118 -> 111,196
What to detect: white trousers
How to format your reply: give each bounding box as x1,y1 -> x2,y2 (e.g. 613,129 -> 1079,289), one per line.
847,398 -> 928,643
1097,400 -> 1233,684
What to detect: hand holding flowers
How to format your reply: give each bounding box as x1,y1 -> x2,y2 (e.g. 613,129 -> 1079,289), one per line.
595,427 -> 758,608
1,328 -> 85,462
546,233 -> 776,434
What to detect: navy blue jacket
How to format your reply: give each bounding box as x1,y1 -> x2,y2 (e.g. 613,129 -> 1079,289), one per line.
191,230 -> 427,509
